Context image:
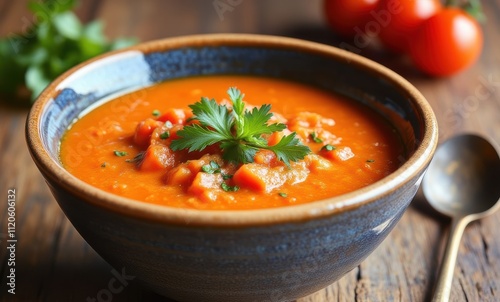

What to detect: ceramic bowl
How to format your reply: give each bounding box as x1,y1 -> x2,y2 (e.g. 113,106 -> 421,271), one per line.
26,34 -> 438,302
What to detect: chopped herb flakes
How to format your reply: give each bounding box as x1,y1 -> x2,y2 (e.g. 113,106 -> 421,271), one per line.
278,192 -> 288,198
310,132 -> 323,143
221,183 -> 239,192
125,152 -> 145,164
201,160 -> 221,174
160,131 -> 170,139
152,109 -> 161,117
113,150 -> 128,157
321,144 -> 336,151
366,159 -> 375,163
101,162 -> 107,168
222,173 -> 233,180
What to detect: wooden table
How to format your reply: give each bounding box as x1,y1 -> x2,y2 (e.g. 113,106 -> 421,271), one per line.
1,1 -> 499,301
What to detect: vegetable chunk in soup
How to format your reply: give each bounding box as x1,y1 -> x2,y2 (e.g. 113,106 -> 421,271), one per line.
60,76 -> 404,210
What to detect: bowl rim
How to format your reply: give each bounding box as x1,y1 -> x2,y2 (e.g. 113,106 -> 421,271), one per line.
26,33 -> 438,227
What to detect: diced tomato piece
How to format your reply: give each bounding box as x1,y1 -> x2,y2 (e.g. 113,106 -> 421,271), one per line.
167,124 -> 184,140
150,123 -> 174,145
304,154 -> 333,172
320,146 -> 355,161
266,131 -> 284,147
139,145 -> 176,172
233,164 -> 270,193
165,165 -> 194,186
188,172 -> 223,199
254,150 -> 277,165
157,109 -> 190,125
134,118 -> 162,148
288,112 -> 323,129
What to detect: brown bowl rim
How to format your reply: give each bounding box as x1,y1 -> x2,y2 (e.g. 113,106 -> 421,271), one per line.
26,33 -> 438,227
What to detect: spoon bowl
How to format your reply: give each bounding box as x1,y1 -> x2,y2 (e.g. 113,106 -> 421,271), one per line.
423,133 -> 500,302
423,134 -> 500,218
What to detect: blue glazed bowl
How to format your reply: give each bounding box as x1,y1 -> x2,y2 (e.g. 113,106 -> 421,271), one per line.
26,34 -> 438,302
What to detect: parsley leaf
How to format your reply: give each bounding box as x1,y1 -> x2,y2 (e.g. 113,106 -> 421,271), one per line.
170,87 -> 311,167
190,97 -> 233,137
159,131 -> 170,139
114,150 -> 128,157
267,132 -> 311,164
0,0 -> 137,104
201,161 -> 221,174
170,124 -> 228,152
221,183 -> 239,192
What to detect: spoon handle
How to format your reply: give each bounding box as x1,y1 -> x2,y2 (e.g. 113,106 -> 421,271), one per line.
432,217 -> 470,302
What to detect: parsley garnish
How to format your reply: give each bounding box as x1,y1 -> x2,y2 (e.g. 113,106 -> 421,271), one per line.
114,150 -> 128,157
152,109 -> 161,117
201,161 -> 221,174
278,192 -> 288,198
125,152 -> 145,165
222,173 -> 233,180
321,144 -> 336,151
159,131 -> 170,139
310,132 -> 323,143
0,0 -> 137,104
221,183 -> 239,192
170,88 -> 311,167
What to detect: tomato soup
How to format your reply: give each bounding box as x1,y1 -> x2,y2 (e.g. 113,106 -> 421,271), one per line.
60,76 -> 404,210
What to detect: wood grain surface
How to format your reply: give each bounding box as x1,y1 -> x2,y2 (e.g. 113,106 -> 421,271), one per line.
1,1 -> 499,301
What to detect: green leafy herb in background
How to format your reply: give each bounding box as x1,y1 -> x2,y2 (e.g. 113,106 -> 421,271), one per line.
0,0 -> 137,104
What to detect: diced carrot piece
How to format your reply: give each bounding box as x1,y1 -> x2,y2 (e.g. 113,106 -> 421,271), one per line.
266,132 -> 284,147
304,154 -> 333,172
233,164 -> 268,193
157,109 -> 189,125
187,159 -> 205,174
254,150 -> 277,165
150,123 -> 174,145
288,112 -> 323,129
234,164 -> 292,193
134,118 -> 162,148
188,172 -> 223,196
286,126 -> 309,142
185,154 -> 223,173
165,165 -> 193,186
167,124 -> 184,140
139,145 -> 175,172
320,146 -> 355,161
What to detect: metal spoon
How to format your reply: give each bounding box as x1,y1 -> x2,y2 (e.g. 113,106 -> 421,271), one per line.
423,134 -> 500,302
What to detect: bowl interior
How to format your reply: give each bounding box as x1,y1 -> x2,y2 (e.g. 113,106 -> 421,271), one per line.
39,39 -> 422,164
28,35 -> 436,225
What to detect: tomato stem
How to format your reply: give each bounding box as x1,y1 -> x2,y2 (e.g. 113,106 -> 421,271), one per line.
463,0 -> 486,22
445,0 -> 485,23
445,0 -> 458,6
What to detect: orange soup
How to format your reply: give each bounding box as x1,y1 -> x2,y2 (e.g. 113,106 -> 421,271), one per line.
60,76 -> 404,210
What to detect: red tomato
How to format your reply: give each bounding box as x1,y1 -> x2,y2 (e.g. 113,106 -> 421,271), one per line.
324,0 -> 380,37
377,0 -> 441,53
410,8 -> 483,76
